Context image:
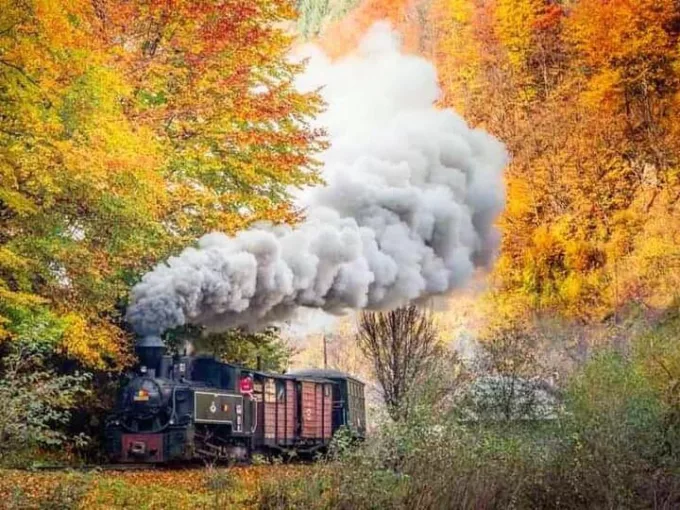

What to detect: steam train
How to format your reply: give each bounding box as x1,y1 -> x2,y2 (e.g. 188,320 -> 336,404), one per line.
104,336 -> 366,463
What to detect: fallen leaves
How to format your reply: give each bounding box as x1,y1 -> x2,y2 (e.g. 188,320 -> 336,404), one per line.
0,464 -> 319,510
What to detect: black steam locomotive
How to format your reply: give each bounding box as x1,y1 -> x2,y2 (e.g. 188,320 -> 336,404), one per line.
105,336 -> 366,463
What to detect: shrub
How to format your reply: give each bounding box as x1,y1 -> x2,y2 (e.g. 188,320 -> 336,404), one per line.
258,340 -> 680,509
0,343 -> 91,466
539,351 -> 677,508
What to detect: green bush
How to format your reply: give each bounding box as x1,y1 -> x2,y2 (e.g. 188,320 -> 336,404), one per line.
0,343 -> 91,466
256,329 -> 680,509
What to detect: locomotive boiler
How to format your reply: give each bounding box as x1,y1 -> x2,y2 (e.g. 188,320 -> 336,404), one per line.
105,336 -> 366,463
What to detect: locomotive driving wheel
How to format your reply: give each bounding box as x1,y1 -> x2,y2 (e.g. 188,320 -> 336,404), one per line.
195,426 -> 249,463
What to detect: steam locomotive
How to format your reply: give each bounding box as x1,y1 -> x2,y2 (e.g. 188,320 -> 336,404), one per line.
104,336 -> 366,463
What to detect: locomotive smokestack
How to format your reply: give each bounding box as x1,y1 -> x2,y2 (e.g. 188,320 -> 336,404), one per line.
135,335 -> 166,377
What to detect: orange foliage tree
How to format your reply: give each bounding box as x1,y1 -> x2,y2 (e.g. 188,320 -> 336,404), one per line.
0,0 -> 325,369
317,0 -> 430,58
429,0 -> 680,322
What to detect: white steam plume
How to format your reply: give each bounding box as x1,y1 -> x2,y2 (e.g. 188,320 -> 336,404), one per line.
126,23 -> 508,337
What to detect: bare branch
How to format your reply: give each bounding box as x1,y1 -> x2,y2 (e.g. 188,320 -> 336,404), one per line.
356,305 -> 441,420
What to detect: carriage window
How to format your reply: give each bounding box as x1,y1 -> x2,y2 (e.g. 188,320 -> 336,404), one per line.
276,380 -> 285,402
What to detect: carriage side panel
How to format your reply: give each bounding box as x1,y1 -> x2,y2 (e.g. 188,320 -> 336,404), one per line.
263,377 -> 297,445
301,380 -> 334,440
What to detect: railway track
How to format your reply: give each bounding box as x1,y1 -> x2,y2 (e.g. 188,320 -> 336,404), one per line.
22,457 -> 308,472
23,462 -> 210,472
27,463 -> 159,472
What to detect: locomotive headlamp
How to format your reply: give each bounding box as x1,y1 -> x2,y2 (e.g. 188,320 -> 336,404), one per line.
133,389 -> 150,402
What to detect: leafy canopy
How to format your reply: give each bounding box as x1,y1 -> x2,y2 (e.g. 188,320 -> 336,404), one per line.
0,0 -> 326,368
430,0 -> 680,321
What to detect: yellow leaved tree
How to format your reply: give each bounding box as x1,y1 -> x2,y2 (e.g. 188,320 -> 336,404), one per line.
0,0 -> 325,369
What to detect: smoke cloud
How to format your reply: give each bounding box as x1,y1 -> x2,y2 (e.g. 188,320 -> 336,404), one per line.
126,23 -> 508,337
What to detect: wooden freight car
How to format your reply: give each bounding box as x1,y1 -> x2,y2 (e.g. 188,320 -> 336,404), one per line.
288,369 -> 366,439
244,370 -> 335,452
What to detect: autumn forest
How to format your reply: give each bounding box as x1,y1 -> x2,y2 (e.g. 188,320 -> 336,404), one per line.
305,0 -> 680,322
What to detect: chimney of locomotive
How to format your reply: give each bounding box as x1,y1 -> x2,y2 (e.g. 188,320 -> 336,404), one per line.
135,335 -> 166,378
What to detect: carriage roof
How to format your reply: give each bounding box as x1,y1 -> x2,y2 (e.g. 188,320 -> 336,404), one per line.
287,368 -> 364,385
